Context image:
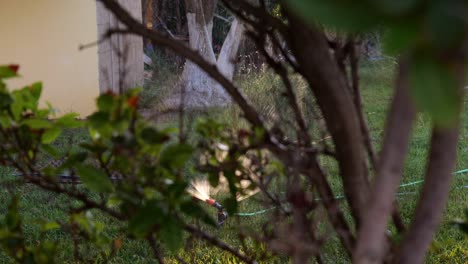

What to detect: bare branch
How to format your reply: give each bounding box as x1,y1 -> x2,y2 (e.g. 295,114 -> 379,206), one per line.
184,224 -> 256,264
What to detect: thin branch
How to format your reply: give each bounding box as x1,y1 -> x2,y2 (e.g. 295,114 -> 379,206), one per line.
148,234 -> 166,264
184,224 -> 256,264
248,30 -> 310,145
348,38 -> 378,169
303,162 -> 355,257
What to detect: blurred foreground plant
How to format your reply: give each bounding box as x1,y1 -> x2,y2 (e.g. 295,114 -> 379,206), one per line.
0,65 -> 266,263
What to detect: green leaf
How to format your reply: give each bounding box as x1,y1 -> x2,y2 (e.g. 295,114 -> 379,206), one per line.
180,200 -> 217,227
222,197 -> 238,215
76,165 -> 113,193
28,82 -> 42,103
140,127 -> 170,145
0,115 -> 13,128
23,119 -> 52,129
382,22 -> 420,56
40,222 -> 61,232
286,0 -> 380,32
42,127 -> 61,144
0,92 -> 13,109
159,219 -> 183,252
426,1 -> 466,51
369,0 -> 421,16
40,145 -> 60,158
160,144 -> 194,169
88,111 -> 110,128
128,201 -> 165,237
0,66 -> 18,79
56,113 -> 82,128
208,171 -> 220,187
97,94 -> 115,112
408,55 -> 460,127
6,196 -> 21,229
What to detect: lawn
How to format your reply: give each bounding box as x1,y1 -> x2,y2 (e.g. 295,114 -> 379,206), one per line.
0,59 -> 466,263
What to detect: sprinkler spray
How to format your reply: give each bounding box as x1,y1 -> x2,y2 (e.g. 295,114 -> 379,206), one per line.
206,198 -> 228,226
187,179 -> 228,226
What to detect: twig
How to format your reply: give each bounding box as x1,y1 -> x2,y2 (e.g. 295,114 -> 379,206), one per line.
184,224 -> 256,264
147,234 -> 165,264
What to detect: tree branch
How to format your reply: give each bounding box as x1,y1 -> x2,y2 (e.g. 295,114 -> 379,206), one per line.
285,13 -> 369,226
354,60 -> 416,263
184,224 -> 256,264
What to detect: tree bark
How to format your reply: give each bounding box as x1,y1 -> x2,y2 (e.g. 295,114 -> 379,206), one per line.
396,126 -> 461,263
178,0 -> 244,107
396,60 -> 465,263
217,19 -> 244,80
286,15 -> 369,226
354,61 -> 416,264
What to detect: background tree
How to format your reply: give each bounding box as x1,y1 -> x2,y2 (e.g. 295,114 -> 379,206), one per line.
178,0 -> 245,107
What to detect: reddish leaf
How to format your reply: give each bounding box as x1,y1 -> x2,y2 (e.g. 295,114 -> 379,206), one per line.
8,64 -> 19,74
127,96 -> 139,108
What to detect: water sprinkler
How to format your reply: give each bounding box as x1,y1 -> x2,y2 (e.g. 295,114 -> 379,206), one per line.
206,198 -> 228,226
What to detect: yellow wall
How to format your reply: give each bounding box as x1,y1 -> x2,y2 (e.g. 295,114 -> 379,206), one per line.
0,0 -> 99,117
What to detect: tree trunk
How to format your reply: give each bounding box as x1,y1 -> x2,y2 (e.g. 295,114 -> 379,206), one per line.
217,19 -> 244,80
175,0 -> 183,33
177,0 -> 243,107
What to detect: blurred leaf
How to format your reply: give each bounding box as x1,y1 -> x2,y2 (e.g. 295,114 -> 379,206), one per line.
97,94 -> 115,112
222,197 -> 238,215
66,151 -> 88,164
426,1 -> 466,51
0,65 -> 18,79
88,111 -> 110,128
80,142 -> 107,154
160,144 -> 193,169
42,127 -> 61,144
382,22 -> 420,55
128,201 -> 165,237
28,82 -> 42,103
0,116 -> 12,128
23,119 -> 52,129
0,92 -> 13,109
287,0 -> 380,31
40,222 -> 61,232
140,127 -> 170,145
6,197 -> 21,230
408,55 -> 460,127
370,0 -> 421,16
180,200 -> 217,227
208,171 -> 220,187
40,145 -> 60,158
160,219 -> 183,252
76,165 -> 113,193
167,182 -> 189,200
56,113 -> 82,128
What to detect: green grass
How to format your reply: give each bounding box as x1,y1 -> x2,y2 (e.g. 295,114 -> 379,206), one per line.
0,59 -> 467,263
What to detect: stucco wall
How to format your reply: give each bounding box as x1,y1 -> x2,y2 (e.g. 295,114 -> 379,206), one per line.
0,0 -> 99,117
